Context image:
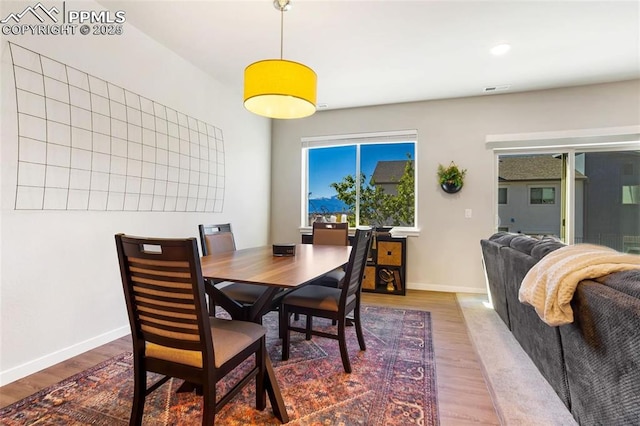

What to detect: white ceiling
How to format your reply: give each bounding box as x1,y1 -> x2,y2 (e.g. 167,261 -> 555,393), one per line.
99,0 -> 640,111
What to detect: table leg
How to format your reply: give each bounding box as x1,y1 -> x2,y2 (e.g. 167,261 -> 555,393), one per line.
265,355 -> 289,423
244,287 -> 289,422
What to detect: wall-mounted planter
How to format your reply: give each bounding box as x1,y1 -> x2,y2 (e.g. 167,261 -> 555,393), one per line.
437,161 -> 467,194
441,182 -> 462,194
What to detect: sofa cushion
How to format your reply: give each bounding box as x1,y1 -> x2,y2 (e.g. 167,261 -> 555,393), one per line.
489,232 -> 520,246
531,238 -> 566,261
509,235 -> 538,255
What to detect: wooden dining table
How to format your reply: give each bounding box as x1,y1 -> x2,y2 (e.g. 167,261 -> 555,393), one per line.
200,243 -> 352,423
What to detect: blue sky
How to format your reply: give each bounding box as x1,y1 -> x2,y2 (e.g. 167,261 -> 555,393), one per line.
308,143 -> 414,198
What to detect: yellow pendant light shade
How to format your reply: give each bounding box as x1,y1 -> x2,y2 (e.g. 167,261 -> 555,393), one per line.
243,0 -> 317,119
244,59 -> 317,119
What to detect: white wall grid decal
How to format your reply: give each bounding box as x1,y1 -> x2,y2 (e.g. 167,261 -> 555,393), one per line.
9,42 -> 225,212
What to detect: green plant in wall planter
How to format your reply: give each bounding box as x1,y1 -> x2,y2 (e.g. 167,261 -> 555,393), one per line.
437,161 -> 467,193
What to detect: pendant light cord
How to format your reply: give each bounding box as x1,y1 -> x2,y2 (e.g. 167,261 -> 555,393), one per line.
280,6 -> 284,60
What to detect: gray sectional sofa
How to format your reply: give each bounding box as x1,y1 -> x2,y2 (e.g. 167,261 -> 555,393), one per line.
481,232 -> 640,425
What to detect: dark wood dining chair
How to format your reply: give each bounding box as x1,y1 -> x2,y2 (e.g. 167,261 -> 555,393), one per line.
198,224 -> 270,317
280,227 -> 373,373
115,234 -> 266,426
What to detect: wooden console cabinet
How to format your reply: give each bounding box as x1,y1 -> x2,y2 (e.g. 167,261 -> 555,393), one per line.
301,233 -> 407,296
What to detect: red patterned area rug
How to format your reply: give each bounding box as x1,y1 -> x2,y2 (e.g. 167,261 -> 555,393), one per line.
1,306 -> 438,425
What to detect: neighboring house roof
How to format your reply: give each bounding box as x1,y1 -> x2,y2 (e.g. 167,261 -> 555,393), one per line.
372,160 -> 412,184
499,156 -> 586,181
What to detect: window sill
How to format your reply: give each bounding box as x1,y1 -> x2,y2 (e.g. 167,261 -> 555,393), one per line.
298,226 -> 420,237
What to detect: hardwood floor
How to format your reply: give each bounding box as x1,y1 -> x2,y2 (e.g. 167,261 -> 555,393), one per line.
0,290 -> 499,425
0,335 -> 132,409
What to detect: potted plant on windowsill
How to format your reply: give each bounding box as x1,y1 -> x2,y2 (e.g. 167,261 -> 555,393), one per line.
437,161 -> 467,194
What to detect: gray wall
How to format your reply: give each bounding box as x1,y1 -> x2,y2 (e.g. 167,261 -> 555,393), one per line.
271,79 -> 640,293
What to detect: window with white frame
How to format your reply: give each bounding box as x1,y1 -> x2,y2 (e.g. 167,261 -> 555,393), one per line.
302,131 -> 417,228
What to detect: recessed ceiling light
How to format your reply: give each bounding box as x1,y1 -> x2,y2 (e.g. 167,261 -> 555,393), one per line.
490,43 -> 511,56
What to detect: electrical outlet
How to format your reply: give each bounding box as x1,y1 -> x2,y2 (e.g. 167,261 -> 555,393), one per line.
465,208 -> 472,218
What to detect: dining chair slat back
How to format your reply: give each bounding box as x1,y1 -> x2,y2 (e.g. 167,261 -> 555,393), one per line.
115,233 -> 266,426
312,222 -> 349,246
341,227 -> 373,302
199,223 -> 235,256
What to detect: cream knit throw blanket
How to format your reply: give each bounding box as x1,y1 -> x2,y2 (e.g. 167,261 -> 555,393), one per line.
519,244 -> 640,326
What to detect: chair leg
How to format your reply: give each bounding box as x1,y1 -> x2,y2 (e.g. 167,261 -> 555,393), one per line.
305,315 -> 313,340
282,307 -> 290,361
201,382 -> 216,426
256,339 -> 266,410
337,318 -> 352,373
279,306 -> 289,339
354,307 -> 366,351
130,363 -> 146,426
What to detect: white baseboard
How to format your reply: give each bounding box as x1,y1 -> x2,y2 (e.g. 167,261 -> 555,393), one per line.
0,326 -> 130,386
407,282 -> 488,294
